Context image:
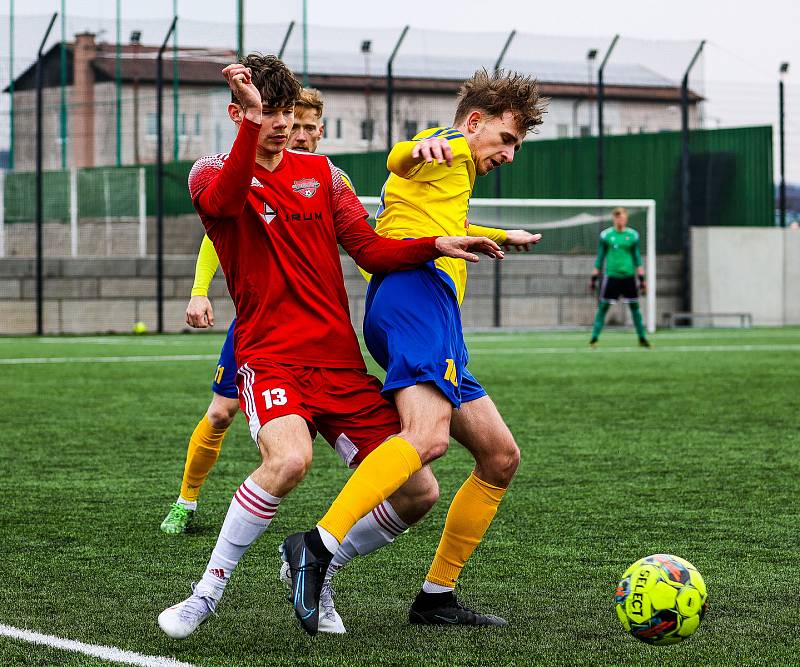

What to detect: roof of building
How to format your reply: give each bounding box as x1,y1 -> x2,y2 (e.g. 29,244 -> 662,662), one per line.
5,37 -> 703,103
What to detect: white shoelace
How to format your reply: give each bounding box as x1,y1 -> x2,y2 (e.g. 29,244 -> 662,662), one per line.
180,583 -> 217,623
319,583 -> 336,620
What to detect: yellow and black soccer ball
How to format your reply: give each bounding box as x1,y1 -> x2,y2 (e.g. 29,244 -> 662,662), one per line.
615,554 -> 709,645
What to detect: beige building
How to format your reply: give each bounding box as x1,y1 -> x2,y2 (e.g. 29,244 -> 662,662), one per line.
6,32 -> 701,171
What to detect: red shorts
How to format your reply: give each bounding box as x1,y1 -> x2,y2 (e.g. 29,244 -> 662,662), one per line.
236,360 -> 401,467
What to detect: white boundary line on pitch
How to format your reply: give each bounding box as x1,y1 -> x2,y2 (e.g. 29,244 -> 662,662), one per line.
1,344 -> 799,366
0,354 -> 218,365
0,623 -> 197,667
469,344 -> 800,355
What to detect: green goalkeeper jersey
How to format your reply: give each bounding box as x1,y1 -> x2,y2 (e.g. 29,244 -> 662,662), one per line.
594,226 -> 642,278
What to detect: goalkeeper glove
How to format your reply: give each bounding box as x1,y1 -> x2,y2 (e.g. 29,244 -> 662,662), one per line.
637,275 -> 647,294
590,274 -> 599,291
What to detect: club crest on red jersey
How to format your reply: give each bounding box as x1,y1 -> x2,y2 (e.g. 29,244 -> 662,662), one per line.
292,178 -> 320,199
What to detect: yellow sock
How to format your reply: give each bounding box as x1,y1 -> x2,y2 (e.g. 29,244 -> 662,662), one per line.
318,436 -> 422,543
426,472 -> 507,588
179,415 -> 227,503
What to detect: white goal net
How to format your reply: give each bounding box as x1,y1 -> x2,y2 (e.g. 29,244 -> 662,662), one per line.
359,197 -> 656,333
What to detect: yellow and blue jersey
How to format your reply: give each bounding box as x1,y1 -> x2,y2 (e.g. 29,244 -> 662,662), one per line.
375,126 -> 477,304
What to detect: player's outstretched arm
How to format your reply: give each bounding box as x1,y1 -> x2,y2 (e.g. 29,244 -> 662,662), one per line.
435,236 -> 504,263
189,64 -> 262,221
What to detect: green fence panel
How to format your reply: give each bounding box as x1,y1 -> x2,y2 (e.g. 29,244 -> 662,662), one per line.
331,125 -> 773,252
2,126 -> 772,251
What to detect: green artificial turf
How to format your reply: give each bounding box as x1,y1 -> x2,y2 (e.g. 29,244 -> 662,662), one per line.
1,328 -> 798,666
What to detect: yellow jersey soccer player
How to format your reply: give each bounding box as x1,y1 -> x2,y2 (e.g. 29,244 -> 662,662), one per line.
362,68 -> 546,626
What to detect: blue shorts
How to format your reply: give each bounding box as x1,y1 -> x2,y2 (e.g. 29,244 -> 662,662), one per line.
211,319 -> 239,399
363,264 -> 486,408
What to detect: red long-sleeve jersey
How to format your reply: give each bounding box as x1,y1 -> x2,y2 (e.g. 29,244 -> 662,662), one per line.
188,118 -> 441,369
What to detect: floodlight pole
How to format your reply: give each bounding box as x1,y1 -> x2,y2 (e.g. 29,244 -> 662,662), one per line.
36,13 -> 58,336
596,34 -> 618,199
8,0 -> 14,170
779,63 -> 789,228
156,16 -> 178,334
59,1 -> 67,169
172,0 -> 180,162
302,0 -> 308,85
492,29 -> 516,328
236,0 -> 244,59
115,0 -> 122,165
680,39 -> 705,312
386,25 -> 409,154
278,20 -> 295,60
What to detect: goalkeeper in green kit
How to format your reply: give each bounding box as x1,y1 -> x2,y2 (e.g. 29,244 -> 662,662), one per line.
589,207 -> 650,348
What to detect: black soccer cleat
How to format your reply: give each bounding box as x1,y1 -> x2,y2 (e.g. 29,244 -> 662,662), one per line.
280,529 -> 334,636
639,337 -> 651,348
589,337 -> 598,349
408,590 -> 508,627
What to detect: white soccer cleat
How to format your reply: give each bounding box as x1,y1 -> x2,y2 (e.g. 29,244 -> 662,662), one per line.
318,581 -> 346,634
279,559 -> 292,589
158,585 -> 218,639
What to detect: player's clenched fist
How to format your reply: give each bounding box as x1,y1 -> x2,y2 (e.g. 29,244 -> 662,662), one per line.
412,137 -> 454,166
185,295 -> 215,329
222,63 -> 262,115
435,236 -> 504,263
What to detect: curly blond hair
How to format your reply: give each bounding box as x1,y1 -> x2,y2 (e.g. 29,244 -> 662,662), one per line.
454,68 -> 547,134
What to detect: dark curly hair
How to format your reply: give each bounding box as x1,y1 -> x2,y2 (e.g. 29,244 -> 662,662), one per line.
232,53 -> 301,108
454,68 -> 547,135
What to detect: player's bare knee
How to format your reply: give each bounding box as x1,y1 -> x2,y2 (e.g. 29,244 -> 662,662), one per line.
207,396 -> 238,429
207,405 -> 236,430
275,451 -> 312,487
397,428 -> 449,464
481,436 -> 519,486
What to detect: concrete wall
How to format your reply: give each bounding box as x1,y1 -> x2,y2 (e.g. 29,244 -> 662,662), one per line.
692,226 -> 800,326
0,253 -> 681,335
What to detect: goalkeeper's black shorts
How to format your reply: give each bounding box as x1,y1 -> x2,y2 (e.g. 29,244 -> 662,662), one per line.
599,275 -> 639,303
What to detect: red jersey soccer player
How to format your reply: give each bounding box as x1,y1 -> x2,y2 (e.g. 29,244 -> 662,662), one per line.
158,55 -> 502,639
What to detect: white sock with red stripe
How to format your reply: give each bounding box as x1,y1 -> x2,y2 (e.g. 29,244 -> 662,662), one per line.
196,476 -> 281,599
323,500 -> 408,585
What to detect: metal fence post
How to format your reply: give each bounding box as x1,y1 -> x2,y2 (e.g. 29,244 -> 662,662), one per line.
157,16 -> 178,334
36,13 -> 58,336
386,25 -> 409,154
779,63 -> 789,228
596,34 -> 618,199
492,30 -> 516,328
680,40 -> 705,312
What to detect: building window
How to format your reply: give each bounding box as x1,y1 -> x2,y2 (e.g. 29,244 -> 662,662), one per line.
146,112 -> 157,137
335,118 -> 343,139
194,113 -> 202,136
557,123 -> 569,138
404,120 -> 418,140
579,125 -> 591,137
427,120 -> 439,129
361,119 -> 375,142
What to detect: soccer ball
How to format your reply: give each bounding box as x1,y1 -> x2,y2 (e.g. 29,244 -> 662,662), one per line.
615,554 -> 709,645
